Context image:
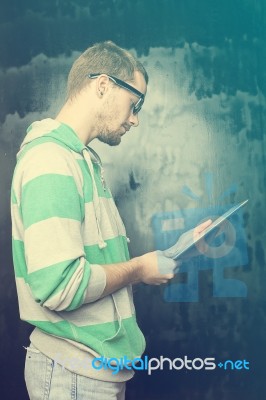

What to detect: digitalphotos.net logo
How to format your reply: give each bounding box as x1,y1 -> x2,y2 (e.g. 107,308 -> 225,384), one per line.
152,172 -> 248,302
54,354 -> 250,376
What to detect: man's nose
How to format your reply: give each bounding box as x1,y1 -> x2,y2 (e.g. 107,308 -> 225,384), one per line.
129,113 -> 139,127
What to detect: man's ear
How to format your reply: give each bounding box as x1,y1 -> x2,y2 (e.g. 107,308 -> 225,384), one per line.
97,75 -> 111,96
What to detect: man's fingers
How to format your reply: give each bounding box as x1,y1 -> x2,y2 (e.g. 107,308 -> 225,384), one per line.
165,273 -> 174,279
155,273 -> 174,285
194,219 -> 212,235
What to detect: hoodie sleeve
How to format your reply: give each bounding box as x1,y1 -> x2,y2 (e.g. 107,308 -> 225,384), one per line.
14,142 -> 106,311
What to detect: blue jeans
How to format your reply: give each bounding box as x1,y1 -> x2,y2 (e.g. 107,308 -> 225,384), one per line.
24,344 -> 126,400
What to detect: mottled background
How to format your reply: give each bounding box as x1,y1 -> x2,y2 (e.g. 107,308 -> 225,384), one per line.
1,1 -> 266,399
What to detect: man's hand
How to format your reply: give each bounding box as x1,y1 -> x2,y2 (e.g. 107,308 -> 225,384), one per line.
100,220 -> 212,298
101,250 -> 180,297
163,219 -> 212,259
136,250 -> 180,285
193,219 -> 212,235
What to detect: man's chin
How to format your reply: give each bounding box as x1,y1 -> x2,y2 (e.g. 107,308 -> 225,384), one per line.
98,134 -> 122,146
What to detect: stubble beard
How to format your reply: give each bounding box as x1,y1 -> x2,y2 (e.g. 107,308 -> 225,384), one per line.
98,130 -> 122,146
95,108 -> 123,146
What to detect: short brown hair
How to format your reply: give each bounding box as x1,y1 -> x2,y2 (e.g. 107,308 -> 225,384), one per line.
67,41 -> 148,99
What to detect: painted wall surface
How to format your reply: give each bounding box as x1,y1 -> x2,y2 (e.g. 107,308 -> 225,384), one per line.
0,1 -> 266,399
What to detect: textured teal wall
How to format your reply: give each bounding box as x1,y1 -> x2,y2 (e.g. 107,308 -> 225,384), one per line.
0,1 -> 265,399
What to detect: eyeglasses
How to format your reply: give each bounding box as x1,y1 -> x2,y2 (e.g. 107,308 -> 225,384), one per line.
88,73 -> 145,115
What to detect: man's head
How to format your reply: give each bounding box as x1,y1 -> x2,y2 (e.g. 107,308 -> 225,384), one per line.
67,41 -> 148,99
66,41 -> 148,146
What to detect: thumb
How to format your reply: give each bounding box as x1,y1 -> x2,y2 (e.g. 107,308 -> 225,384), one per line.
194,219 -> 212,235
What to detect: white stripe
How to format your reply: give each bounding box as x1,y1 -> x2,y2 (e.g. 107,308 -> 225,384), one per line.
16,277 -> 133,327
82,198 -> 126,246
44,262 -> 106,311
15,277 -> 61,323
13,142 -> 83,201
22,119 -> 61,146
13,197 -> 127,251
25,217 -> 84,273
83,264 -> 106,303
59,287 -> 134,327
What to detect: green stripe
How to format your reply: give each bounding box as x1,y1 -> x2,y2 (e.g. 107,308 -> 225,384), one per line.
27,258 -> 91,310
17,136 -> 69,163
21,174 -> 83,228
11,188 -> 17,204
12,239 -> 27,278
76,160 -> 93,202
77,159 -> 112,200
84,236 -> 130,265
26,316 -> 145,359
13,236 -> 129,279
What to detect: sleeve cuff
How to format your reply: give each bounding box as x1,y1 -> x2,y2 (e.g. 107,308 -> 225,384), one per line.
83,264 -> 106,303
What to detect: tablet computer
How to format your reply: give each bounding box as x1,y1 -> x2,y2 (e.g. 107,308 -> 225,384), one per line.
163,199 -> 248,260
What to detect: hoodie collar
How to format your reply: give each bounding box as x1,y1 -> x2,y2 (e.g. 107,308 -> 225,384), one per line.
20,118 -> 86,154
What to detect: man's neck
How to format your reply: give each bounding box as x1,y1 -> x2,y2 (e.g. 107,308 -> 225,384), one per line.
55,97 -> 98,145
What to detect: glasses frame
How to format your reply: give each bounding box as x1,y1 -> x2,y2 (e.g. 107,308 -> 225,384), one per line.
88,73 -> 145,115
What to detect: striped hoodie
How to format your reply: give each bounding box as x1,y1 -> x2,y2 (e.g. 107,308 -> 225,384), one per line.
11,118 -> 145,380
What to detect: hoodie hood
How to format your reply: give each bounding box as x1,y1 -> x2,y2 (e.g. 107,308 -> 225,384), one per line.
19,118 -> 107,249
19,118 -> 86,156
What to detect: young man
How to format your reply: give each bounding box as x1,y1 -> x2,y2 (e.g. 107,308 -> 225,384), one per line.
11,41 -> 209,399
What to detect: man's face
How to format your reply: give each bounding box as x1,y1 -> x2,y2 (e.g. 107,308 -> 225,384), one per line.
96,71 -> 147,146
